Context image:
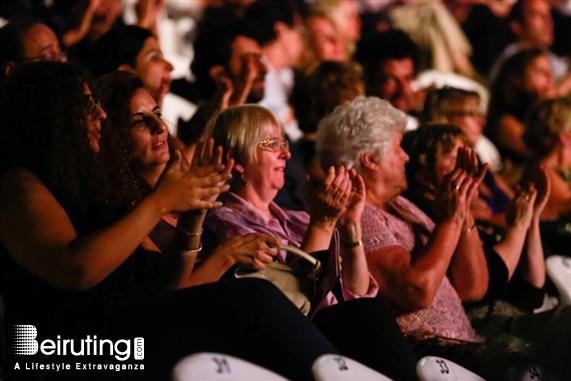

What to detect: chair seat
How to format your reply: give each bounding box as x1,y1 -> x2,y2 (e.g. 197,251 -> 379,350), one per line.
545,255 -> 571,306
312,354 -> 393,381
172,352 -> 289,381
416,356 -> 486,381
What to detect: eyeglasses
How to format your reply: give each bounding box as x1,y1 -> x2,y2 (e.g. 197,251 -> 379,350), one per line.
85,94 -> 101,114
21,49 -> 67,63
258,137 -> 289,152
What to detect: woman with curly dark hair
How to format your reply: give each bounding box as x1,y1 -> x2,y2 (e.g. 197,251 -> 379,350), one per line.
0,61 -> 340,381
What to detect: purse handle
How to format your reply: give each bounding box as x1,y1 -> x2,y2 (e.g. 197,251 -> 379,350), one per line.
281,245 -> 322,274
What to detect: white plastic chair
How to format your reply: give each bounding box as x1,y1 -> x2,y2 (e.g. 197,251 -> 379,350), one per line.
545,255 -> 571,306
172,352 -> 289,381
416,356 -> 486,381
312,354 -> 394,381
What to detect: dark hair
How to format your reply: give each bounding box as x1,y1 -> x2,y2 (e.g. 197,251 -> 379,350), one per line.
0,61 -> 115,230
291,60 -> 364,133
88,24 -> 154,78
354,29 -> 419,89
241,0 -> 299,46
485,48 -> 546,139
508,0 -> 526,24
402,123 -> 469,190
523,96 -> 571,158
96,71 -> 156,207
190,11 -> 242,102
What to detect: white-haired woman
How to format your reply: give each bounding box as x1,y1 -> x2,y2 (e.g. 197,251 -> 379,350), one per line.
203,104 -> 419,380
317,95 -> 489,342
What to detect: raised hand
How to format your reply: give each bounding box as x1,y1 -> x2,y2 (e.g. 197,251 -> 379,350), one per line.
505,184 -> 537,229
523,165 -> 551,219
434,169 -> 472,224
339,168 -> 366,226
211,233 -> 281,270
155,149 -> 232,213
305,166 -> 352,226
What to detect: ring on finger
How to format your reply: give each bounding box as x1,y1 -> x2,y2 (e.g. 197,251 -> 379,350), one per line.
453,184 -> 460,191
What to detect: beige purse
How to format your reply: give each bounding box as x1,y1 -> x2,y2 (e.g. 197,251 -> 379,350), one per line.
234,245 -> 322,316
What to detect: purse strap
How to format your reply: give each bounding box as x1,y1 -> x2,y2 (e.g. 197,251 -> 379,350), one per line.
281,245 -> 322,275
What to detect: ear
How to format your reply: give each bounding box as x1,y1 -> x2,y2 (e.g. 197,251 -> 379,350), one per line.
360,153 -> 379,170
233,161 -> 245,174
118,63 -> 136,74
209,65 -> 226,81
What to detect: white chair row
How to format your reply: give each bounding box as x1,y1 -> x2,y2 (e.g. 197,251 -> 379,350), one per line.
172,352 -> 488,381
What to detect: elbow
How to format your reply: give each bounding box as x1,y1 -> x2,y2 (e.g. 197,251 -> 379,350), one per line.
398,276 -> 440,311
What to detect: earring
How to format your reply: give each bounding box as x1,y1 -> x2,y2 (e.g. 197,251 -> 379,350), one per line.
241,172 -> 248,187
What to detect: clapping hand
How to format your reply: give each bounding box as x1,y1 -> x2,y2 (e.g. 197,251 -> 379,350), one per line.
305,166 -> 352,227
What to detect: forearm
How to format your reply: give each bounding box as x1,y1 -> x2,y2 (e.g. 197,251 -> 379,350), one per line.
493,224 -> 528,279
338,222 -> 369,295
518,219 -> 545,289
448,219 -> 489,301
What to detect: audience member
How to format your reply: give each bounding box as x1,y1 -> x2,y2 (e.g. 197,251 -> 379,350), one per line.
0,15 -> 67,82
309,0 -> 361,57
241,0 -> 304,141
202,104 -> 418,380
523,96 -> 571,256
354,29 -> 421,130
297,12 -> 347,70
402,124 -> 548,330
486,48 -> 557,185
422,87 -> 513,227
88,24 -> 196,139
0,61 -> 340,381
180,14 -> 266,145
491,0 -> 571,96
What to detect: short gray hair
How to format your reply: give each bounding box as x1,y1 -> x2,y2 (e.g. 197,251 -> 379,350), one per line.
316,96 -> 407,171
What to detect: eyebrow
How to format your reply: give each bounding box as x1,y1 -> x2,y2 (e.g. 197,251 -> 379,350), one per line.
132,105 -> 161,116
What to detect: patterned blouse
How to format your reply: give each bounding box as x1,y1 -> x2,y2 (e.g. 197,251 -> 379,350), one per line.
361,196 -> 482,342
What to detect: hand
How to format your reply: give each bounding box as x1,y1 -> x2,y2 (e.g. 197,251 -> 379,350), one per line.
470,196 -> 493,220
522,165 -> 551,219
434,169 -> 472,224
155,150 -> 232,213
505,184 -> 536,229
305,166 -> 352,227
212,233 -> 281,270
455,146 -> 488,207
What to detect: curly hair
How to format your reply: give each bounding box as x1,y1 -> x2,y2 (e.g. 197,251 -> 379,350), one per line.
523,96 -> 571,158
316,95 -> 406,171
0,61 -> 116,230
95,71 -> 157,208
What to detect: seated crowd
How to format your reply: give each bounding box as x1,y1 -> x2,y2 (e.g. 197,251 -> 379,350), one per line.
1,1 -> 570,380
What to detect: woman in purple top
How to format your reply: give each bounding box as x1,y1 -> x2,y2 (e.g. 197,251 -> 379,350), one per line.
203,104 -> 419,381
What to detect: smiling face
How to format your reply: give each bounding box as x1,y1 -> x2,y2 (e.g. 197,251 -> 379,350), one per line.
130,37 -> 174,107
128,88 -> 170,168
84,84 -> 106,153
307,15 -> 347,62
375,58 -> 415,113
241,122 -> 291,196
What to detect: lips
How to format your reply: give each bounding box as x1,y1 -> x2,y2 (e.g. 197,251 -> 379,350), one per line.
152,140 -> 167,150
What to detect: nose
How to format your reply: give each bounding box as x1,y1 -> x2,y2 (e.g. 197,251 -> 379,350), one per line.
280,145 -> 291,160
150,118 -> 167,135
94,103 -> 107,121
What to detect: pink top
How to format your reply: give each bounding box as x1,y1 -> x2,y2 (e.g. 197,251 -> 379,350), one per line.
206,192 -> 379,308
361,196 -> 482,343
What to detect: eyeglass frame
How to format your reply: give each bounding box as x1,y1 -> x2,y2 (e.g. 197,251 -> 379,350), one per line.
257,137 -> 290,152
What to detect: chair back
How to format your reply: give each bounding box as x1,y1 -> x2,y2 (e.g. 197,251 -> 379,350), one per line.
312,354 -> 394,381
416,356 -> 486,381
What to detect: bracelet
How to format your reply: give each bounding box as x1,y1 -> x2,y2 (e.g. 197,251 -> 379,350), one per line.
181,243 -> 202,254
343,239 -> 363,249
177,227 -> 203,237
463,223 -> 476,235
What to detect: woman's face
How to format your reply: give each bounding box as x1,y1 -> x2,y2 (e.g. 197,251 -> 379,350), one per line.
242,123 -> 291,193
520,54 -> 554,99
307,16 -> 346,62
128,88 -> 170,168
434,138 -> 464,185
84,84 -> 106,153
445,100 -> 484,148
376,131 -> 409,198
131,37 -> 174,107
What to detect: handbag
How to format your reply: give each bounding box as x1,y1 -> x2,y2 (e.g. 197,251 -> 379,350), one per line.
234,245 -> 322,316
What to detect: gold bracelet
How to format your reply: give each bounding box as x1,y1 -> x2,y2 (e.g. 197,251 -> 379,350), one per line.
343,239 -> 363,249
181,243 -> 202,254
463,223 -> 476,234
177,227 -> 203,237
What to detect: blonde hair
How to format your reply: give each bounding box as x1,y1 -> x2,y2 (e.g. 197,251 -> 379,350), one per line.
203,104 -> 285,164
